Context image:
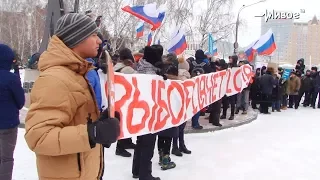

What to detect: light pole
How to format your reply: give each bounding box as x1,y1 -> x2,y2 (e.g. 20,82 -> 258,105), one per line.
234,0 -> 266,55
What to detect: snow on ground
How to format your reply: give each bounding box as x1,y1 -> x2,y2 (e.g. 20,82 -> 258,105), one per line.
14,107 -> 320,180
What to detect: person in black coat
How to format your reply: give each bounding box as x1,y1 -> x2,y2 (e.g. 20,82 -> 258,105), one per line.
250,68 -> 261,109
298,70 -> 313,107
259,67 -> 277,114
156,57 -> 179,171
132,45 -> 164,180
271,73 -> 282,112
208,59 -> 228,126
310,67 -> 319,108
295,58 -> 305,75
221,55 -> 238,120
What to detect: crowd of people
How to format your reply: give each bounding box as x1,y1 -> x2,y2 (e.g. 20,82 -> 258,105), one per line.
250,58 -> 320,113
1,12 -> 320,180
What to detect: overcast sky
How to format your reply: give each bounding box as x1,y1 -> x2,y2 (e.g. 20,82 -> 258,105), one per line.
233,0 -> 320,48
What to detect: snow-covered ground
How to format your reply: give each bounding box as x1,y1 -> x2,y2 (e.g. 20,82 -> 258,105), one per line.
13,107 -> 320,180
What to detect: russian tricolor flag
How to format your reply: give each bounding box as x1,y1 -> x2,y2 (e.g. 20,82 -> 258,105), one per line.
167,29 -> 187,55
244,40 -> 258,62
122,3 -> 166,31
147,33 -> 152,46
252,29 -> 277,56
136,21 -> 144,38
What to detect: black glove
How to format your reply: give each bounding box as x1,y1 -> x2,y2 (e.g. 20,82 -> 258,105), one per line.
101,110 -> 121,148
87,110 -> 120,148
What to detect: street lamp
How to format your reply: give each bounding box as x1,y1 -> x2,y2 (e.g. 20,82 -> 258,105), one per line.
234,0 -> 266,55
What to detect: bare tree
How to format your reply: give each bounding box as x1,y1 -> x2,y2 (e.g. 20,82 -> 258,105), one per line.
196,0 -> 235,49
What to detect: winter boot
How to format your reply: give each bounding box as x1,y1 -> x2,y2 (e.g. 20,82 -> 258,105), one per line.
115,148 -> 131,157
125,142 -> 136,149
158,151 -> 164,165
171,147 -> 183,157
228,116 -> 234,120
160,155 -> 176,170
179,145 -> 191,154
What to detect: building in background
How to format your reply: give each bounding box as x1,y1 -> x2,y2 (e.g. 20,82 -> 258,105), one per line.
260,15 -> 294,63
287,16 -> 320,66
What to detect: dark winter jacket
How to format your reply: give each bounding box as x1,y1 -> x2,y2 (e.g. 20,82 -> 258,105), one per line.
272,76 -> 281,100
312,71 -> 320,92
86,58 -> 102,111
190,50 -> 213,76
300,74 -> 313,92
259,72 -> 277,95
0,45 -> 25,129
157,74 -> 179,138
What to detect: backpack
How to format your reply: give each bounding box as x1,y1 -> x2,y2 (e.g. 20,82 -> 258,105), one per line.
191,61 -> 206,77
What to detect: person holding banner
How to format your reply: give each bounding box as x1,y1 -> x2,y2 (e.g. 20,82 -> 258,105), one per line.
209,59 -> 228,126
132,45 -> 164,180
24,13 -> 120,180
171,57 -> 192,156
221,55 -> 238,120
157,58 -> 180,170
113,48 -> 137,158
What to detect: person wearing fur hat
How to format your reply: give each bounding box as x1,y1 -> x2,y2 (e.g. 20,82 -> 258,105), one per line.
0,44 -> 25,180
288,71 -> 301,109
132,45 -> 164,180
171,57 -> 192,157
24,13 -> 120,180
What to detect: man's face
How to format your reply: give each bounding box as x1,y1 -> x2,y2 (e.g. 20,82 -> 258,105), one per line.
72,33 -> 102,58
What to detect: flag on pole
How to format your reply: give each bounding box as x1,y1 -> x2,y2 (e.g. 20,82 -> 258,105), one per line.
136,21 -> 144,38
167,29 -> 187,55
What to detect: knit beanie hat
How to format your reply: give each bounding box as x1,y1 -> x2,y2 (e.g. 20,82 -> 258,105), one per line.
54,13 -> 99,48
119,48 -> 134,62
178,58 -> 190,71
0,44 -> 15,70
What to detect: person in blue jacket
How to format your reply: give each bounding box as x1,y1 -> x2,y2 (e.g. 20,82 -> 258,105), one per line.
86,58 -> 102,112
0,44 -> 25,180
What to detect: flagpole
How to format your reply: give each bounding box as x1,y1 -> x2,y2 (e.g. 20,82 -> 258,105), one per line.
152,2 -> 167,45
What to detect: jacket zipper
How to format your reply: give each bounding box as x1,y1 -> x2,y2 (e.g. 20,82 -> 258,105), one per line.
77,153 -> 82,172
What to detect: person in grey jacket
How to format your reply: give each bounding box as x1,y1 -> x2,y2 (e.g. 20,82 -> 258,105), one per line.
132,45 -> 164,180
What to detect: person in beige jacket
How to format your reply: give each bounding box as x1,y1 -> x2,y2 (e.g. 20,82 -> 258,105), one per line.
171,57 -> 192,157
24,13 -> 120,180
288,71 -> 301,109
